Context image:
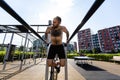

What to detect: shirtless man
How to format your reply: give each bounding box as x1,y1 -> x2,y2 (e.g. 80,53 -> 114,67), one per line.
45,16 -> 69,72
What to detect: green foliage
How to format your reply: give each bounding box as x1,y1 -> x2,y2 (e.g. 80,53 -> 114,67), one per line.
18,46 -> 24,51
14,51 -> 34,60
67,52 -> 120,62
86,54 -> 120,61
0,51 -> 5,62
1,50 -> 120,62
0,47 -> 5,51
67,53 -> 79,59
111,49 -> 116,53
80,50 -> 84,53
79,49 -> 93,54
92,48 -> 101,53
117,49 -> 120,53
0,50 -> 34,62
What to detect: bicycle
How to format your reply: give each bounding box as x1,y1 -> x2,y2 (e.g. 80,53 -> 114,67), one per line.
49,54 -> 59,80
45,43 -> 68,80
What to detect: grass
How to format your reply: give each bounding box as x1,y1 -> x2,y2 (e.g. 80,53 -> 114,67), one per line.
0,50 -> 34,62
67,53 -> 79,58
0,51 -> 5,62
67,52 -> 120,61
0,51 -> 120,62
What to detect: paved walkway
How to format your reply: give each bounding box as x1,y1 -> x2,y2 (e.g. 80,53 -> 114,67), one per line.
93,60 -> 120,76
0,58 -> 42,80
1,59 -> 120,80
69,59 -> 120,80
7,60 -> 85,80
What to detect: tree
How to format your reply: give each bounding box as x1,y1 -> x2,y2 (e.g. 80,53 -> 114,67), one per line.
79,50 -> 84,54
111,49 -> 115,53
18,46 -> 24,51
92,48 -> 97,54
29,47 -> 32,52
92,48 -> 101,54
118,49 -> 120,53
0,47 -> 5,51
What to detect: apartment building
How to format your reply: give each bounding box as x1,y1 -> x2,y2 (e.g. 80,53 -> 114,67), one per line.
98,25 -> 120,52
91,34 -> 100,49
78,28 -> 92,51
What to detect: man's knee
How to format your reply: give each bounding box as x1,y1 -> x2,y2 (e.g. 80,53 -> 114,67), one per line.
60,59 -> 66,67
47,60 -> 53,66
60,63 -> 65,67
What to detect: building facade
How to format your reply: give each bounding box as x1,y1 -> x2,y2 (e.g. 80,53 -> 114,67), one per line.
74,42 -> 77,51
92,34 -> 100,49
78,28 -> 92,51
98,25 -> 120,52
33,35 -> 46,50
67,42 -> 77,52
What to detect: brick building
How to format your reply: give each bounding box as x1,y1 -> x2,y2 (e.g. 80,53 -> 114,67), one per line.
74,42 -> 77,51
78,28 -> 92,51
98,25 -> 120,52
91,34 -> 100,49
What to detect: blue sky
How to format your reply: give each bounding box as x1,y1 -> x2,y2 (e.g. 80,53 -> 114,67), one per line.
0,0 -> 120,46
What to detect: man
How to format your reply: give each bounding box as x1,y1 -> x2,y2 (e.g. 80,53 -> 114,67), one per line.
45,16 -> 69,72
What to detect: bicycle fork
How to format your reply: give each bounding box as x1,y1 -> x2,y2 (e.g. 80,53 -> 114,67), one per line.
45,44 -> 68,80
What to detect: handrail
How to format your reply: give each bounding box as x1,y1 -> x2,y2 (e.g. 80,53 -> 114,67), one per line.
67,0 -> 105,43
0,0 -> 46,43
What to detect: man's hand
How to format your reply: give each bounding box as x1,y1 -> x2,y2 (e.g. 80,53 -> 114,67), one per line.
62,26 -> 69,43
44,40 -> 50,47
66,39 -> 69,43
63,42 -> 68,47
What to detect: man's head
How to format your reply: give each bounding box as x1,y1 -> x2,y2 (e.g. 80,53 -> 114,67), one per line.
53,16 -> 61,28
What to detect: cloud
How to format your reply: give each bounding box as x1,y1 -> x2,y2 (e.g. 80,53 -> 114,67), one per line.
50,0 -> 74,9
38,0 -> 74,22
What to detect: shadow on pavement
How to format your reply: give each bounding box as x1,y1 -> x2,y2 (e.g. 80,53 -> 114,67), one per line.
69,59 -> 120,80
76,63 -> 105,71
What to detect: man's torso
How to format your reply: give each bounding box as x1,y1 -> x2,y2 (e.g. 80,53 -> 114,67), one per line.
48,26 -> 63,45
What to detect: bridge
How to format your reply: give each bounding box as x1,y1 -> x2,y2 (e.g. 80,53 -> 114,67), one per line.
1,0 -> 120,80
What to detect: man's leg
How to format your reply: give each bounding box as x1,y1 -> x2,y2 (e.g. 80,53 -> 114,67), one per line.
47,45 -> 56,67
47,59 -> 58,67
60,59 -> 65,67
47,59 -> 53,66
58,45 -> 66,67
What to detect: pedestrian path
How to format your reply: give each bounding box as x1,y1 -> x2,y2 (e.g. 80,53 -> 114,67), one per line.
1,59 -> 120,80
0,58 -> 41,80
69,59 -> 120,80
8,60 -> 85,80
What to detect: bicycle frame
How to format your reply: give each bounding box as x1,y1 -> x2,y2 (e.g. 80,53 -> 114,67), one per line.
45,43 -> 68,80
49,55 -> 58,80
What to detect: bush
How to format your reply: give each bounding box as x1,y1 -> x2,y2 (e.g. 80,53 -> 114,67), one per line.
0,51 -> 5,62
14,51 -> 34,60
86,54 -> 120,61
67,52 -> 120,61
67,53 -> 79,59
92,48 -> 101,54
0,51 -> 34,62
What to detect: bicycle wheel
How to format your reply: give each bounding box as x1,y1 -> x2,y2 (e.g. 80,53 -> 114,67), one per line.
49,66 -> 54,80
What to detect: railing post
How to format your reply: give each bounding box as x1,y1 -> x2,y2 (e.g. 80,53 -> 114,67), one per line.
64,44 -> 68,80
3,33 -> 14,70
19,33 -> 28,70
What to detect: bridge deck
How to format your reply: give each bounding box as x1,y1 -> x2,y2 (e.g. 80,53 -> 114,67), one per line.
5,60 -> 85,80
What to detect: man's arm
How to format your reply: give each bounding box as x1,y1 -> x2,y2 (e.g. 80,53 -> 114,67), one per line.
62,26 -> 69,43
45,27 -> 50,43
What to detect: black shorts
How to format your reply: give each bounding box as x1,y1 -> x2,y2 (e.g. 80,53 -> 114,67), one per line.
47,44 -> 65,59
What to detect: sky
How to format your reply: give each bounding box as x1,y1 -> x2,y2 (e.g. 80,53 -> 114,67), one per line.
0,0 -> 120,46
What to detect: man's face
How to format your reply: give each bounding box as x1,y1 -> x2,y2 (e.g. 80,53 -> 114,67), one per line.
53,18 -> 60,28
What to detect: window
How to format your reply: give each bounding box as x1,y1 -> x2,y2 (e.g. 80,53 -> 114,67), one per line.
114,44 -> 116,47
112,38 -> 114,40
109,28 -> 112,31
115,48 -> 117,50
